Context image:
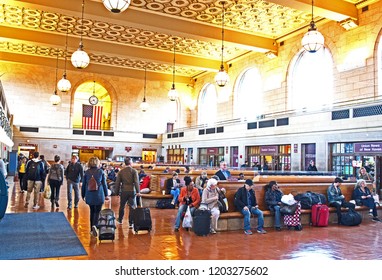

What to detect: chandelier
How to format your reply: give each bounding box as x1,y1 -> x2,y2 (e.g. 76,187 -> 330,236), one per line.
168,38 -> 178,101
57,20 -> 72,92
139,67 -> 150,112
215,1 -> 230,87
301,0 -> 324,53
71,0 -> 90,69
102,0 -> 131,13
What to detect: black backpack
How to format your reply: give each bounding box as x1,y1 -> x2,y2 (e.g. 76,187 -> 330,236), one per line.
155,199 -> 175,209
27,161 -> 41,181
295,191 -> 327,209
341,208 -> 362,226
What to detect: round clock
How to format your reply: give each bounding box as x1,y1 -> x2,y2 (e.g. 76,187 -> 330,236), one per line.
89,95 -> 98,105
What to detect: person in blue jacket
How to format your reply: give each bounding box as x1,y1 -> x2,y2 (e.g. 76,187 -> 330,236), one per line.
81,156 -> 110,237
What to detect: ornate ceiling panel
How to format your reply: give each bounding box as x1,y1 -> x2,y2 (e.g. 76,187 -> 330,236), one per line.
0,0 -> 373,81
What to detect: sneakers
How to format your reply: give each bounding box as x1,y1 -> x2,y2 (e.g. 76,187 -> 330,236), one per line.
372,217 -> 381,222
369,209 -> 373,216
55,201 -> 59,208
117,219 -> 123,225
91,225 -> 98,237
174,228 -> 179,232
210,229 -> 217,234
257,228 -> 267,234
32,205 -> 40,210
129,224 -> 133,229
244,230 -> 253,235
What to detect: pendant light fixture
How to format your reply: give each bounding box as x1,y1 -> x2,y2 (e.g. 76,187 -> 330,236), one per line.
168,38 -> 178,101
139,67 -> 150,112
50,51 -> 61,106
57,20 -> 72,92
215,1 -> 230,87
301,0 -> 324,53
71,0 -> 90,69
102,0 -> 131,13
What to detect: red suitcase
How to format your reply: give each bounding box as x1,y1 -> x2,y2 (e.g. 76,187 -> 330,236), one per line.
311,204 -> 329,226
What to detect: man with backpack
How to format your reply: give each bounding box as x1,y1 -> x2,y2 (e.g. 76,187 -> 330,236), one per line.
24,151 -> 46,210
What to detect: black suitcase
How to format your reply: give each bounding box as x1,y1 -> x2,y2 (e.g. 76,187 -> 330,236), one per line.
97,200 -> 116,241
193,209 -> 211,236
133,198 -> 152,233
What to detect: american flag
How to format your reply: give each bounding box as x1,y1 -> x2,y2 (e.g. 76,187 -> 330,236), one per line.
82,104 -> 103,130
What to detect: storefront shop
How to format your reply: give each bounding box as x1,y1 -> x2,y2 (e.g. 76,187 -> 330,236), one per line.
246,144 -> 291,171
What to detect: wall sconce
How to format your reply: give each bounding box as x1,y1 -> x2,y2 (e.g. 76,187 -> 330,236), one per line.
340,18 -> 358,31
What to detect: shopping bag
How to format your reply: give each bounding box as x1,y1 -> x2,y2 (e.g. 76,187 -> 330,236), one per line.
44,184 -> 51,199
182,206 -> 193,228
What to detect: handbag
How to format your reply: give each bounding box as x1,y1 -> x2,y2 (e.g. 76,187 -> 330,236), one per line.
43,184 -> 51,200
182,206 -> 193,228
280,203 -> 298,215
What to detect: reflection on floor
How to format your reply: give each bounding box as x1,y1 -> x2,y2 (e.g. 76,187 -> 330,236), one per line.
6,179 -> 382,260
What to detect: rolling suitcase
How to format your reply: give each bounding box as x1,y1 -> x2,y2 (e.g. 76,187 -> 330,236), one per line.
284,202 -> 302,230
98,199 -> 116,241
193,208 -> 211,236
132,197 -> 152,233
311,204 -> 329,227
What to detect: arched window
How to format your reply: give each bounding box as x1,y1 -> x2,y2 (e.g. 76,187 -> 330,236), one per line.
198,83 -> 217,125
73,81 -> 111,130
289,47 -> 334,111
378,36 -> 382,96
234,67 -> 263,120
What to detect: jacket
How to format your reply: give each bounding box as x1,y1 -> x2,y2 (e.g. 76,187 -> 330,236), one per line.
81,167 -> 108,206
234,185 -> 258,211
195,176 -> 208,191
47,163 -> 65,185
166,178 -> 180,194
201,186 -> 219,210
214,169 -> 231,180
265,188 -> 284,211
65,162 -> 84,183
114,165 -> 139,194
179,186 -> 201,208
25,158 -> 45,181
327,183 -> 345,204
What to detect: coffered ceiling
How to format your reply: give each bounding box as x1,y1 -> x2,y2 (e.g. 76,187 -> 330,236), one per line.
0,0 -> 376,83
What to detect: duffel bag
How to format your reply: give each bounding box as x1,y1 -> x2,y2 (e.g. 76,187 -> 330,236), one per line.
295,191 -> 327,209
340,208 -> 362,226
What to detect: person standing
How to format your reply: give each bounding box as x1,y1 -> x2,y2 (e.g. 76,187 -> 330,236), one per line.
306,160 -> 318,172
201,178 -> 220,234
39,155 -> 50,192
24,151 -> 46,210
234,179 -> 267,235
81,157 -> 110,237
265,181 -> 284,231
327,177 -> 355,224
174,177 -> 201,231
114,157 -> 140,228
65,155 -> 84,210
17,156 -> 27,193
214,161 -> 231,180
47,155 -> 64,209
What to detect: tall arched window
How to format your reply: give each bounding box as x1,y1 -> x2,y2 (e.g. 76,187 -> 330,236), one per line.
234,67 -> 263,120
198,83 -> 217,125
289,47 -> 334,110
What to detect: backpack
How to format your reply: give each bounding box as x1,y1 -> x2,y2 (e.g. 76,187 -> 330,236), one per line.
27,160 -> 41,181
294,191 -> 327,209
88,170 -> 99,192
49,164 -> 62,181
217,188 -> 228,213
155,198 -> 175,209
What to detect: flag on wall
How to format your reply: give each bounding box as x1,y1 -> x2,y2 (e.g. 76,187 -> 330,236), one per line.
82,104 -> 103,130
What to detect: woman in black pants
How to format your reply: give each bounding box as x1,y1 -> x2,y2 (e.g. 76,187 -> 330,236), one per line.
47,155 -> 64,209
353,179 -> 381,222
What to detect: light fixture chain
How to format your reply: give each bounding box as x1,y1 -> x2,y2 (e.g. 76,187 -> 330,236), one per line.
80,0 -> 85,45
221,1 -> 225,66
64,19 -> 69,74
144,67 -> 147,99
55,50 -> 59,90
172,38 -> 176,85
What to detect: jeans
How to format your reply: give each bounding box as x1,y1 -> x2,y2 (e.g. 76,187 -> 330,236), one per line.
118,191 -> 136,225
49,179 -> 61,204
273,205 -> 281,228
241,206 -> 264,231
171,188 -> 180,204
174,204 -> 196,229
67,179 -> 80,208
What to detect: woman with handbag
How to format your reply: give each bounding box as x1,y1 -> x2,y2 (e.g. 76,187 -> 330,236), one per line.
47,155 -> 64,209
353,179 -> 381,222
265,181 -> 283,231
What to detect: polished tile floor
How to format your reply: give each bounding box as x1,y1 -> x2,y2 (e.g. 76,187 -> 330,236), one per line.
6,179 -> 382,260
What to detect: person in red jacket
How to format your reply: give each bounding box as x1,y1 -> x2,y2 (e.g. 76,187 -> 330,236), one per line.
174,177 -> 201,232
